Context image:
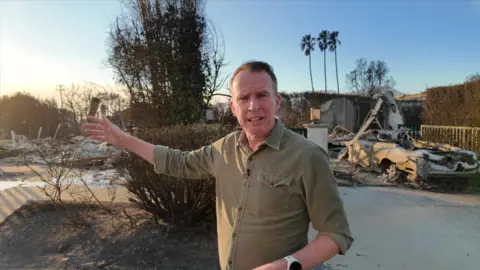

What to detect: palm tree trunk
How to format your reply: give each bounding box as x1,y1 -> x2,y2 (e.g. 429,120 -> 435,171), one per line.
309,54 -> 314,91
335,48 -> 339,94
323,50 -> 327,93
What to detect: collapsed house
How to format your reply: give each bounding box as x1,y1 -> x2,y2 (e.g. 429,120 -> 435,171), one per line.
328,90 -> 479,184
315,94 -> 382,133
0,98 -> 127,188
395,92 -> 425,127
0,132 -> 125,188
2,134 -> 122,167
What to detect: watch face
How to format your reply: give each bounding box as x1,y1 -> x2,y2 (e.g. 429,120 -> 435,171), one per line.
290,261 -> 302,270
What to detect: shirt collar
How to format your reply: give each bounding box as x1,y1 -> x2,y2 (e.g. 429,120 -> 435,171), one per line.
237,119 -> 285,150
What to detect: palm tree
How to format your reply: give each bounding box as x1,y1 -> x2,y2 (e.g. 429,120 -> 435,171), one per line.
317,30 -> 329,93
300,34 -> 316,91
328,31 -> 341,94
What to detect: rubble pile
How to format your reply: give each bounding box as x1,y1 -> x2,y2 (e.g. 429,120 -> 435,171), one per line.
51,168 -> 125,188
1,135 -> 123,167
329,125 -> 480,191
61,135 -> 123,166
0,134 -> 126,188
325,90 -> 480,192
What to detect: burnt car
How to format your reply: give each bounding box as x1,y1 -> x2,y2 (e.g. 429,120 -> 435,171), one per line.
341,128 -> 479,183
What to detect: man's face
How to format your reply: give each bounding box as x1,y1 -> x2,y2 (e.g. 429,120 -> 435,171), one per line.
229,70 -> 281,137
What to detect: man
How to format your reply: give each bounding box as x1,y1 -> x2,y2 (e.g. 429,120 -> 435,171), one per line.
83,61 -> 353,270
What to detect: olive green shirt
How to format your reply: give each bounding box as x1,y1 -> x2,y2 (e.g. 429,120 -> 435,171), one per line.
153,120 -> 353,270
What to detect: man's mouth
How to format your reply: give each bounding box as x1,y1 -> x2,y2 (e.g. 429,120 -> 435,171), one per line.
248,116 -> 264,122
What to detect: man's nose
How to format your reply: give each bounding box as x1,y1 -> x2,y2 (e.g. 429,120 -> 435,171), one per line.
248,98 -> 260,111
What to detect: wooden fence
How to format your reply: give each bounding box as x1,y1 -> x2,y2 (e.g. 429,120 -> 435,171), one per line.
420,125 -> 480,154
398,125 -> 422,140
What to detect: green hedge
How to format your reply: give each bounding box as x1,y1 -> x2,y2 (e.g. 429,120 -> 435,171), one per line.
423,80 -> 480,126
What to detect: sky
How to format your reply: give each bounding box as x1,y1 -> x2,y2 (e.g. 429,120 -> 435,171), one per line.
0,0 -> 479,102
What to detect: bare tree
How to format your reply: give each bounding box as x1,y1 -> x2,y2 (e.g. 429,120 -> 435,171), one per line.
62,83 -> 99,130
204,20 -> 229,106
346,57 -> 396,96
61,83 -> 127,131
466,73 -> 480,82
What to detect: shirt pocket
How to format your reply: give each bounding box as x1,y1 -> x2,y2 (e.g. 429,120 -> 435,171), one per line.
249,173 -> 294,216
257,173 -> 292,188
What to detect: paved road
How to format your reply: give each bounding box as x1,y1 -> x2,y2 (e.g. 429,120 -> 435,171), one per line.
2,177 -> 480,269
309,186 -> 480,270
0,183 -> 129,224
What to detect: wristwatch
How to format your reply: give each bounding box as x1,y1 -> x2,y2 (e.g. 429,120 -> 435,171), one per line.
284,255 -> 302,270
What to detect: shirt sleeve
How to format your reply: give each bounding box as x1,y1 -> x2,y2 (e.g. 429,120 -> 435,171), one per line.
152,143 -> 217,180
302,144 -> 354,255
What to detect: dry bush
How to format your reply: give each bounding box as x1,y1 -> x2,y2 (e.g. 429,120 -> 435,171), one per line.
116,124 -> 236,227
21,138 -> 120,228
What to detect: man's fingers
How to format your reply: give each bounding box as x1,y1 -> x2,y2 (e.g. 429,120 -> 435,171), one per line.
90,135 -> 106,141
87,115 -> 103,124
82,123 -> 104,130
84,129 -> 105,136
101,117 -> 114,127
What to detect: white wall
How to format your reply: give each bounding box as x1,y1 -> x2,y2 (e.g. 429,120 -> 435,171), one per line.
307,124 -> 329,152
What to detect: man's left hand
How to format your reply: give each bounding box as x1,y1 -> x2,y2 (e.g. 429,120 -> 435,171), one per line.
253,259 -> 287,270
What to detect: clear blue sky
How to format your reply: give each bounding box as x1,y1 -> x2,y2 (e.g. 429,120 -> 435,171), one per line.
1,0 -> 479,99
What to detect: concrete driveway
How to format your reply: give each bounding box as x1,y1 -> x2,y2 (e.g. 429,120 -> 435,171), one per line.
309,186 -> 480,270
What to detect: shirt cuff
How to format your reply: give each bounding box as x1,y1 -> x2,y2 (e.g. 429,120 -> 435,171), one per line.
152,145 -> 169,174
317,232 -> 353,255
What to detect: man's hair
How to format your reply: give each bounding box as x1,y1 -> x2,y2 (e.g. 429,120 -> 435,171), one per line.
229,61 -> 278,93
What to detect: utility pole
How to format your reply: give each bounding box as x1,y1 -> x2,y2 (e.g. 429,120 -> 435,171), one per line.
57,84 -> 64,108
57,84 -> 65,134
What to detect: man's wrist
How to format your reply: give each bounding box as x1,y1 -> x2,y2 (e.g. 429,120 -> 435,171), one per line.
118,132 -> 134,149
277,258 -> 288,269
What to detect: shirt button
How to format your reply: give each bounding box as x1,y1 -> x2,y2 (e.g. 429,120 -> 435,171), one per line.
239,207 -> 243,211
243,181 -> 247,186
233,232 -> 237,237
228,260 -> 232,265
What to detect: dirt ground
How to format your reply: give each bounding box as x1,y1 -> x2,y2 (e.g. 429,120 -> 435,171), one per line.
0,202 -> 220,270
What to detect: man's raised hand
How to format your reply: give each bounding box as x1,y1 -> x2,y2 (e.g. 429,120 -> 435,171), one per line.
82,116 -> 129,147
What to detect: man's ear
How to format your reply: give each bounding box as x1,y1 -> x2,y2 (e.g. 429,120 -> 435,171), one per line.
274,94 -> 282,113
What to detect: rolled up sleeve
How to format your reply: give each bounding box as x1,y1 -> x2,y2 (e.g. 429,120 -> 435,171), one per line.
303,145 -> 353,255
152,143 -> 218,180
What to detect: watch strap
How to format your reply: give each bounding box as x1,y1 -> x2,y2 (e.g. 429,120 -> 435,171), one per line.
283,255 -> 301,270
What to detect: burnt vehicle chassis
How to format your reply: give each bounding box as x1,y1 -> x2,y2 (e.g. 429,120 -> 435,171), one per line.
341,128 -> 479,184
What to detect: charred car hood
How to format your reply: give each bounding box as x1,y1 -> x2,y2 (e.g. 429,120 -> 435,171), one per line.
414,149 -> 478,172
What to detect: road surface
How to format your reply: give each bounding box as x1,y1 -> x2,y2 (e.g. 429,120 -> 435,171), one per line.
2,171 -> 480,269
309,186 -> 480,270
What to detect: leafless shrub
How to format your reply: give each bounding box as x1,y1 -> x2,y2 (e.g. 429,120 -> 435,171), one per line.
19,138 -> 122,228
116,124 -> 236,227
